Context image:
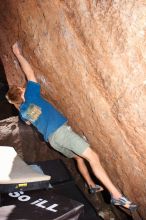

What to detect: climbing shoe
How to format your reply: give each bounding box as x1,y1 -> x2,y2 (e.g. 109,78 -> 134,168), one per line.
85,184 -> 104,194
111,195 -> 138,211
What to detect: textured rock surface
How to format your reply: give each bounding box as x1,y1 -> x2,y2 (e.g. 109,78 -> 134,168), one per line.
0,1 -> 146,219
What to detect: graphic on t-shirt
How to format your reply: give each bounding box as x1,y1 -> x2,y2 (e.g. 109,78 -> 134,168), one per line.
25,104 -> 42,122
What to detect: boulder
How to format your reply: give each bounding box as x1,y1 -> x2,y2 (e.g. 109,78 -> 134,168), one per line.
0,1 -> 146,218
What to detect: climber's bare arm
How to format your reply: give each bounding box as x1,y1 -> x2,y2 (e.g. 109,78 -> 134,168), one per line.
12,42 -> 37,82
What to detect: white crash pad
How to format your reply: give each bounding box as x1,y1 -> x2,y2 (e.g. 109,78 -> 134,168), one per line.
0,146 -> 51,184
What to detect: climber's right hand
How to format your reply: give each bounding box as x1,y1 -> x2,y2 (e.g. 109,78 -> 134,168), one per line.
12,42 -> 21,56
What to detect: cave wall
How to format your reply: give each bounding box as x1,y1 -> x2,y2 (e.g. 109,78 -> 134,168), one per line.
0,1 -> 146,218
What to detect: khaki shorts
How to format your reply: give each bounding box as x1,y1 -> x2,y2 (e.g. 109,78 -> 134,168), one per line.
48,124 -> 90,158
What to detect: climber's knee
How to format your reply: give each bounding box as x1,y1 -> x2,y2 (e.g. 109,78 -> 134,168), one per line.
81,147 -> 100,163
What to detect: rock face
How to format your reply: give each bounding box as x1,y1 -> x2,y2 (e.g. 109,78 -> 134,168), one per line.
0,1 -> 146,218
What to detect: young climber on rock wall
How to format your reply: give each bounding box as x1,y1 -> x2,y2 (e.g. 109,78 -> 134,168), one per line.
6,42 -> 138,211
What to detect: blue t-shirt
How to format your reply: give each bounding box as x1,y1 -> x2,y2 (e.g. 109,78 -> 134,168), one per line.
19,81 -> 67,141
